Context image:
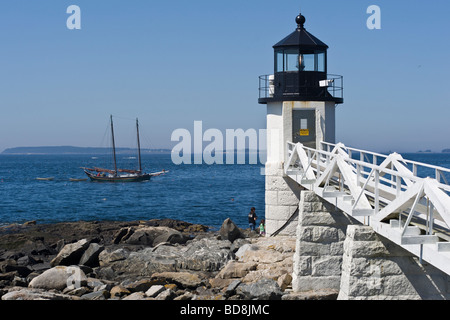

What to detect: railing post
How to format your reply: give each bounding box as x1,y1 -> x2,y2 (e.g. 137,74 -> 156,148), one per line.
436,169 -> 441,183
374,169 -> 380,214
356,164 -> 361,188
429,202 -> 434,235
285,143 -> 290,171
396,174 -> 401,197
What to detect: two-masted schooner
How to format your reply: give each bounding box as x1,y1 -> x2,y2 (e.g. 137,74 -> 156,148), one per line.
82,115 -> 166,182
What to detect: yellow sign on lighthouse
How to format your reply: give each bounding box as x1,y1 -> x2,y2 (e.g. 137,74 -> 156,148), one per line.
300,129 -> 310,136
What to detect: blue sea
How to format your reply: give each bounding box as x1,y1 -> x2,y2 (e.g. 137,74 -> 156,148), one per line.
0,153 -> 265,230
0,152 -> 449,230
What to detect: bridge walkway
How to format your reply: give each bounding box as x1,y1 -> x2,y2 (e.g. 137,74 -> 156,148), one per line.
284,141 -> 450,275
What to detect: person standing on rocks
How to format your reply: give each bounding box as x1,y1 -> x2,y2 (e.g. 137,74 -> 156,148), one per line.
248,207 -> 257,231
259,219 -> 266,236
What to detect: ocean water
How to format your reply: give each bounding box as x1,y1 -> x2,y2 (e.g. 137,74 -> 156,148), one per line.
0,154 -> 265,230
1,152 -> 449,230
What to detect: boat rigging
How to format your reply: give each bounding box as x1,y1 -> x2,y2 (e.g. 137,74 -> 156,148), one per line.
82,115 -> 167,182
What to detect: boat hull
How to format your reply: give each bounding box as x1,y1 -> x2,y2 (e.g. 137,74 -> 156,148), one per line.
84,171 -> 151,183
36,177 -> 54,181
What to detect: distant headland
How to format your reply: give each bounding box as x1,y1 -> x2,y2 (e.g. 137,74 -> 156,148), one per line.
417,149 -> 450,153
1,146 -> 171,155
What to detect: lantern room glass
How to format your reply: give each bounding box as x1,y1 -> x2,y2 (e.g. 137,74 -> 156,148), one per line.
275,49 -> 326,73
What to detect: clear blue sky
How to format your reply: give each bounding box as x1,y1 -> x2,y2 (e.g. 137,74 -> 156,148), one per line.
0,0 -> 449,153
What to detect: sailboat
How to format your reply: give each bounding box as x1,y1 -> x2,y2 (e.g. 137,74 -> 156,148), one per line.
82,115 -> 166,182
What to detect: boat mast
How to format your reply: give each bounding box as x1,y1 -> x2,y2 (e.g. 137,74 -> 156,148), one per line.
110,115 -> 118,175
136,118 -> 142,173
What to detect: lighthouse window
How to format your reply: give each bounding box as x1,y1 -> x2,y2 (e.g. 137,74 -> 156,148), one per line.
317,52 -> 325,72
285,50 -> 299,72
276,51 -> 284,72
277,50 -> 326,72
302,54 -> 315,71
300,119 -> 308,130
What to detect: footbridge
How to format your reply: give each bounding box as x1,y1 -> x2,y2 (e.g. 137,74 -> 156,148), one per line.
285,141 -> 450,276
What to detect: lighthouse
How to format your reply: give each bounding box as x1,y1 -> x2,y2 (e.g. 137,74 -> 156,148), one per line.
259,13 -> 344,236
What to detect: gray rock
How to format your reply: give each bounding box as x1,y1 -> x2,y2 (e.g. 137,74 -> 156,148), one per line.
2,263 -> 32,277
174,292 -> 194,300
219,218 -> 244,242
29,266 -> 87,291
153,229 -> 187,246
50,239 -> 90,267
1,288 -> 76,300
17,255 -> 37,266
236,279 -> 283,300
122,292 -> 146,300
80,290 -> 110,300
102,238 -> 233,278
124,279 -> 157,292
63,286 -> 91,297
156,289 -> 176,300
177,238 -> 233,271
79,243 -> 104,267
110,285 -> 131,298
235,243 -> 256,260
282,289 -> 338,300
125,226 -> 185,247
151,271 -> 205,289
99,248 -> 130,266
225,279 -> 242,296
31,262 -> 51,272
145,285 -> 166,298
113,227 -> 134,244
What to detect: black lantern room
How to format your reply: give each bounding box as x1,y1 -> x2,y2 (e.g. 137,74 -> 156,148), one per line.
259,14 -> 343,104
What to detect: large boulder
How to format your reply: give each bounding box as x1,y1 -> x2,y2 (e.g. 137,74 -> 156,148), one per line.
98,248 -> 130,267
150,271 -> 205,289
50,239 -> 90,267
28,266 -> 87,291
124,227 -> 187,246
79,243 -> 104,267
219,218 -> 244,243
216,260 -> 258,279
99,237 -> 234,279
236,278 -> 283,300
2,288 -> 76,300
176,238 -> 234,271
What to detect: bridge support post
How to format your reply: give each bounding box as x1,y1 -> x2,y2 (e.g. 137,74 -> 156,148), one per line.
292,191 -> 358,293
338,225 -> 450,300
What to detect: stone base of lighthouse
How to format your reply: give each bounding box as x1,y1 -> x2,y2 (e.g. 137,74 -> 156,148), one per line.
263,100 -> 336,236
264,161 -> 303,236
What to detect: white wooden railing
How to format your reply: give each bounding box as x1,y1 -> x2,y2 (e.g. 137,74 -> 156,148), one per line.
285,141 -> 450,275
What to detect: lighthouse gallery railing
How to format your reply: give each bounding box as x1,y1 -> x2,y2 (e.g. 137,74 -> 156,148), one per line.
259,74 -> 343,100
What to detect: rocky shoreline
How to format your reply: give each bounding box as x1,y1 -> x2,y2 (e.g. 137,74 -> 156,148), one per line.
0,218 -> 324,301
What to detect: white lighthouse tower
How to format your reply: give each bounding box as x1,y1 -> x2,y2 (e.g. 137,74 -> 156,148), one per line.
259,13 -> 344,236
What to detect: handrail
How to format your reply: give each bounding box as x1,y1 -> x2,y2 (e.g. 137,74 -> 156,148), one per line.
288,142 -> 450,193
319,141 -> 450,179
